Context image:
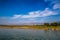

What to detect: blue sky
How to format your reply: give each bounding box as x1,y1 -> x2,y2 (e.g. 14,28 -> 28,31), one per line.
0,0 -> 60,25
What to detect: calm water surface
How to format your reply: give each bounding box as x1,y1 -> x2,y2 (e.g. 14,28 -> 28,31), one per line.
0,28 -> 60,40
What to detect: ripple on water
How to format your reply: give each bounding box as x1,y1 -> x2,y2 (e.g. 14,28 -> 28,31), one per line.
0,28 -> 60,40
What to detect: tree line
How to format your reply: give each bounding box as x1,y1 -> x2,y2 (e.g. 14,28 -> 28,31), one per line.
44,22 -> 60,26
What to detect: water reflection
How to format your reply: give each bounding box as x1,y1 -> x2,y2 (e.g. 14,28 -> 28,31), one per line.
0,28 -> 60,40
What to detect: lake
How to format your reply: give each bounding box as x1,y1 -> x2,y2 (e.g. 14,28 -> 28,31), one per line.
0,28 -> 60,40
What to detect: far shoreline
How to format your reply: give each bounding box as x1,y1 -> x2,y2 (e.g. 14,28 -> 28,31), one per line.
0,25 -> 60,30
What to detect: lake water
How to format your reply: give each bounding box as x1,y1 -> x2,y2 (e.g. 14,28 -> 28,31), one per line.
0,28 -> 60,40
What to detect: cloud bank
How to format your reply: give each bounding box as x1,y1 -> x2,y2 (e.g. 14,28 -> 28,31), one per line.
12,8 -> 57,19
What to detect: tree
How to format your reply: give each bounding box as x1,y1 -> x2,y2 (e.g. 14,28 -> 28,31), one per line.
50,22 -> 58,26
44,23 -> 49,26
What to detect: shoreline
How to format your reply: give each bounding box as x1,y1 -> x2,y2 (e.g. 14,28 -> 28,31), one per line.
0,26 -> 60,30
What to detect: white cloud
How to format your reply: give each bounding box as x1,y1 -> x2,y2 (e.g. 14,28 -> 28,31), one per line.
12,15 -> 21,19
40,8 -> 57,17
53,4 -> 60,9
21,11 -> 40,18
12,8 -> 57,19
14,18 -> 40,25
44,0 -> 60,9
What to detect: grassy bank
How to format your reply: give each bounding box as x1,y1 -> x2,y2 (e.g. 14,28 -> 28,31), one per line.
0,25 -> 60,30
